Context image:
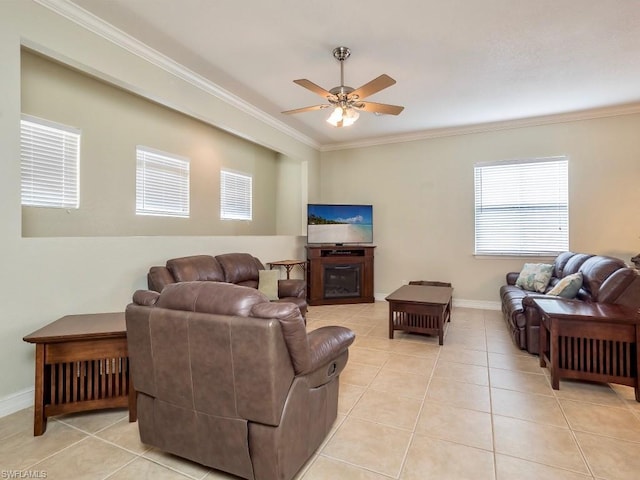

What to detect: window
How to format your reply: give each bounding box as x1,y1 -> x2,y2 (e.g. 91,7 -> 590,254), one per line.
20,115 -> 80,208
136,146 -> 190,217
474,156 -> 568,256
220,169 -> 252,220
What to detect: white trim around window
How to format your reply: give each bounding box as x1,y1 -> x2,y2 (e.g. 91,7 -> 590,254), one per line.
474,155 -> 569,256
20,114 -> 80,209
136,146 -> 190,218
220,169 -> 252,221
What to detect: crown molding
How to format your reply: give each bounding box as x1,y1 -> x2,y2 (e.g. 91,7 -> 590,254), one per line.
320,102 -> 640,152
32,0 -> 320,151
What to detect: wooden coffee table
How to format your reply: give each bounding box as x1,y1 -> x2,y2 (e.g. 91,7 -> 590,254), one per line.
386,285 -> 453,345
23,312 -> 136,435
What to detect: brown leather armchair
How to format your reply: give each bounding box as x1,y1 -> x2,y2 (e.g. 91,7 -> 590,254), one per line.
126,281 -> 354,480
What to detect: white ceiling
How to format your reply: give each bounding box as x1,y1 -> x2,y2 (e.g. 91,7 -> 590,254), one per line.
67,0 -> 640,148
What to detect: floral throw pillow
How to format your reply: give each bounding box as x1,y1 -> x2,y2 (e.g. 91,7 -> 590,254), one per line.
547,272 -> 583,298
515,263 -> 554,293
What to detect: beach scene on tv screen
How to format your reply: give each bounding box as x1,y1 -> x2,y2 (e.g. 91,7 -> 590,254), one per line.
308,205 -> 373,243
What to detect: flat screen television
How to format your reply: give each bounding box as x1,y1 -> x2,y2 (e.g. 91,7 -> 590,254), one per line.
307,204 -> 373,245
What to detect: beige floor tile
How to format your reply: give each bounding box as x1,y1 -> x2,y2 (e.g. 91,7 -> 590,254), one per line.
0,407 -> 33,440
96,417 -> 151,454
390,340 -> 441,357
322,417 -> 412,477
553,380 -> 625,407
101,456 -> 195,479
143,448 -> 211,478
415,401 -> 493,450
487,337 -> 529,356
340,362 -> 381,388
560,399 -> 640,442
575,431 -> 640,480
0,419 -> 87,470
31,436 -> 136,479
493,415 -> 589,474
341,323 -> 375,336
491,388 -> 568,427
489,368 -> 553,396
438,346 -> 488,367
350,389 -> 422,430
382,353 -> 437,376
342,315 -> 384,326
366,326 -> 392,339
319,414 -> 346,450
303,455 -> 390,480
338,382 -> 366,415
54,407 -> 129,434
368,367 -> 429,399
495,454 -> 593,480
434,359 -> 489,386
353,336 -> 395,352
488,351 -> 544,374
442,333 -> 487,351
348,347 -> 390,367
401,435 -> 495,480
426,377 -> 491,412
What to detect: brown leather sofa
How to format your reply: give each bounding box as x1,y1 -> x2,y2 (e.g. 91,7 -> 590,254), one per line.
501,252 -> 640,354
126,281 -> 355,480
147,252 -> 307,317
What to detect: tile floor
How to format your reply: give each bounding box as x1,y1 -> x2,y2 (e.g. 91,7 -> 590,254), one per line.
3,302 -> 640,479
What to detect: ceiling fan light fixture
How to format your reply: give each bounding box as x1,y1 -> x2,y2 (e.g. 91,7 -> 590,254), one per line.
326,106 -> 359,127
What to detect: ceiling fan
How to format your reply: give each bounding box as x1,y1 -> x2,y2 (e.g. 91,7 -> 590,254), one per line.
282,46 -> 404,127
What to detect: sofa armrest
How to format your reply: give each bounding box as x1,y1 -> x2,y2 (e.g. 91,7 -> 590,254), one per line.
506,272 -> 519,285
278,279 -> 306,299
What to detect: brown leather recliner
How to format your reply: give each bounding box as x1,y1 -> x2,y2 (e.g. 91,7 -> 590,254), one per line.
126,281 -> 354,480
147,253 -> 307,317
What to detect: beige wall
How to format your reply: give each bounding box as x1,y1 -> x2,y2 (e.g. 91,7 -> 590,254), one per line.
21,50 -> 290,237
320,114 -> 640,303
0,1 -> 318,406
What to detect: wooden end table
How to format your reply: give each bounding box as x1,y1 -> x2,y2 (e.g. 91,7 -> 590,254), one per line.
534,297 -> 640,401
267,259 -> 306,279
23,312 -> 137,435
386,285 -> 453,345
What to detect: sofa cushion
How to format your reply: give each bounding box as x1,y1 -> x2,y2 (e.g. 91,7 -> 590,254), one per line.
167,255 -> 225,283
547,272 -> 583,298
216,253 -> 260,284
516,263 -> 554,293
258,270 -> 280,301
579,255 -> 626,299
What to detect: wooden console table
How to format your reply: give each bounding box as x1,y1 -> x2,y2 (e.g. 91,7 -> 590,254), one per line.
386,284 -> 453,345
534,297 -> 640,401
23,312 -> 136,435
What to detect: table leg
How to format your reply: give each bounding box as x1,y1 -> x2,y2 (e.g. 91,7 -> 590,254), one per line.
550,320 -> 559,390
33,344 -> 46,436
284,265 -> 292,279
635,325 -> 640,402
539,317 -> 547,368
388,306 -> 395,339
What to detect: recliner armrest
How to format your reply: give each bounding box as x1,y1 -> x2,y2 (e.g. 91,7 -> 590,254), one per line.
506,272 -> 519,285
278,279 -> 306,299
306,326 -> 355,373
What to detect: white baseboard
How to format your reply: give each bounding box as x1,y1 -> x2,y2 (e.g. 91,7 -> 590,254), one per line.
0,387 -> 34,418
374,293 -> 501,311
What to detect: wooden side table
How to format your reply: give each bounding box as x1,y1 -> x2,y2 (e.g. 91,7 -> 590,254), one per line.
267,259 -> 306,279
534,297 -> 640,400
23,312 -> 137,435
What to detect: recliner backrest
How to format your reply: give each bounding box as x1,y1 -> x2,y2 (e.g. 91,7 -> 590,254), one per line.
578,255 -> 626,299
216,253 -> 261,285
166,255 -> 225,283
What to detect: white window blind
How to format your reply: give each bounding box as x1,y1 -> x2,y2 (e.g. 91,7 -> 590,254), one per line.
20,115 -> 80,208
136,146 -> 190,217
220,169 -> 252,220
474,156 -> 568,256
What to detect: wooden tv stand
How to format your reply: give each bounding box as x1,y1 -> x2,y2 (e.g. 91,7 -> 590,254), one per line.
306,245 -> 375,306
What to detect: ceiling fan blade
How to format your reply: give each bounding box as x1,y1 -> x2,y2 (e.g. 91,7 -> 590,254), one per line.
293,79 -> 332,98
356,101 -> 404,115
350,74 -> 396,100
282,105 -> 330,115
